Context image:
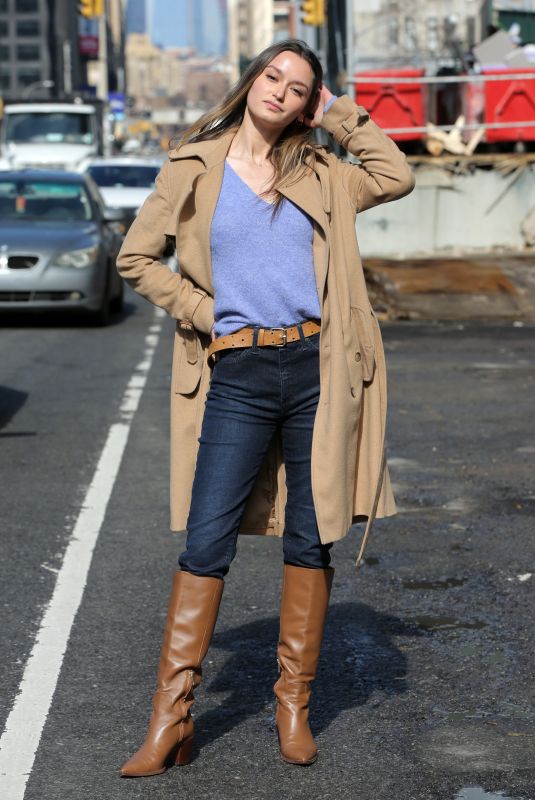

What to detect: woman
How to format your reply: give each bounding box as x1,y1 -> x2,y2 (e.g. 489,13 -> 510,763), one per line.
117,39 -> 415,776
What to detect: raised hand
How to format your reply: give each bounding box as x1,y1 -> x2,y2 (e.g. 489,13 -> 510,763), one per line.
300,84 -> 336,129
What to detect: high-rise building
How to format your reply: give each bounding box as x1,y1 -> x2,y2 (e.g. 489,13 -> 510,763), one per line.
351,0 -> 493,69
0,0 -> 84,97
0,0 -> 126,98
227,0 -> 274,78
150,0 -> 226,55
126,0 -> 147,35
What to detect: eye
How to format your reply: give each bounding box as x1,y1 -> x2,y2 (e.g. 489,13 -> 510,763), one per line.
266,73 -> 277,81
292,88 -> 304,97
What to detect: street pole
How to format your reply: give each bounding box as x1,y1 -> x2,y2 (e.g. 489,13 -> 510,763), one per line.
63,40 -> 72,95
345,0 -> 354,97
97,1 -> 108,102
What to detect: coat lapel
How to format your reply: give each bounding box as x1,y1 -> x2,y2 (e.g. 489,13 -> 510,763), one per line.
278,164 -> 330,301
166,131 -> 236,294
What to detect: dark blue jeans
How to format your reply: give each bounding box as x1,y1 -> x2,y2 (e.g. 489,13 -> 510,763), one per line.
178,326 -> 333,579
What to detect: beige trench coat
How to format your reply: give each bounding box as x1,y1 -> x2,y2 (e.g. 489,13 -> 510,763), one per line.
116,95 -> 415,564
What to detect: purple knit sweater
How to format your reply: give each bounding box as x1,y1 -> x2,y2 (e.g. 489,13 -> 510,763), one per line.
210,160 -> 322,338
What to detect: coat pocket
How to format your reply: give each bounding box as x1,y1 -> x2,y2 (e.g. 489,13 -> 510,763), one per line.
172,326 -> 202,395
350,305 -> 376,382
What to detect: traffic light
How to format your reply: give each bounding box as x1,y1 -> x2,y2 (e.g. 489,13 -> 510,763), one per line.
301,0 -> 325,26
79,0 -> 94,17
79,0 -> 103,18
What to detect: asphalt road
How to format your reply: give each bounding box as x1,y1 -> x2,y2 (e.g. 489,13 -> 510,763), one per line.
1,292 -> 534,800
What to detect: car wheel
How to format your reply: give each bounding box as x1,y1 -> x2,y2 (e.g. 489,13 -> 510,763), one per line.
93,275 -> 111,326
110,279 -> 124,313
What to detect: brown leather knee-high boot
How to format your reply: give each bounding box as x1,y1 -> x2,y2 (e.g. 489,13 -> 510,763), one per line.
273,564 -> 334,765
121,570 -> 224,777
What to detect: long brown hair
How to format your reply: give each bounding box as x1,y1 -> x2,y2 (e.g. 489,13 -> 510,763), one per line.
175,39 -> 324,209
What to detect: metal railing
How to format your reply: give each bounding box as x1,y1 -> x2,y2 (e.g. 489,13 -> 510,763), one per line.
347,71 -> 535,84
346,70 -> 535,135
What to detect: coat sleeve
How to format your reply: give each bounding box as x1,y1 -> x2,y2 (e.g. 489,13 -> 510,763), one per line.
115,160 -> 214,334
319,94 -> 415,213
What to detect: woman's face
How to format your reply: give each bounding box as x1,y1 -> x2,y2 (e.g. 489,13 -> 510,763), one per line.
246,51 -> 317,130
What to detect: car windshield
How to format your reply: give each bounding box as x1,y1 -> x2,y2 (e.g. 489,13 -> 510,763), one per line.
88,164 -> 159,188
4,112 -> 94,145
0,180 -> 93,221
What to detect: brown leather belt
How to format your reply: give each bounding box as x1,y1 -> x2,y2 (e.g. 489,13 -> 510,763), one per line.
207,320 -> 321,361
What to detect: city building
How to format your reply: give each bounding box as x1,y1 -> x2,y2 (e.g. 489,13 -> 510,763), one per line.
0,0 -> 126,98
227,0 -> 274,79
0,0 -> 83,96
351,0 -> 494,70
125,32 -> 188,101
273,0 -> 293,42
149,0 -> 227,56
125,0 -> 147,35
494,0 -> 535,43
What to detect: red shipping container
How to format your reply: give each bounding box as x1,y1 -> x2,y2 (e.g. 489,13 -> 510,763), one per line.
354,68 -> 426,141
482,67 -> 535,142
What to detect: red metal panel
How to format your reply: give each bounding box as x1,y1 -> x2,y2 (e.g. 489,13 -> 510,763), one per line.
354,68 -> 426,141
482,67 -> 535,142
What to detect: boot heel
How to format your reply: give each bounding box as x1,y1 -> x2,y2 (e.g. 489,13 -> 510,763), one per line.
175,735 -> 194,766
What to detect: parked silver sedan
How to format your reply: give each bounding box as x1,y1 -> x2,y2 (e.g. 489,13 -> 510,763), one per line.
0,169 -> 124,324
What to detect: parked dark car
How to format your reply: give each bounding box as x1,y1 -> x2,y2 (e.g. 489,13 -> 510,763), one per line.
0,169 -> 124,324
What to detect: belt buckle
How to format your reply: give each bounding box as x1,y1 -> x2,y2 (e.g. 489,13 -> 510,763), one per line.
269,327 -> 287,347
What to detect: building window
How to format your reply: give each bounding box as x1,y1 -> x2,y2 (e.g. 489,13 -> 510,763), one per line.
17,18 -> 39,36
405,16 -> 417,52
388,17 -> 399,48
0,44 -> 9,59
17,43 -> 40,60
0,71 -> 11,90
427,17 -> 439,55
0,20 -> 8,35
15,0 -> 38,11
0,0 -> 9,12
17,67 -> 41,86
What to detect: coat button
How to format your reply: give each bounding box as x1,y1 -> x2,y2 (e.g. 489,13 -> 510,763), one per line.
355,351 -> 361,362
351,387 -> 356,397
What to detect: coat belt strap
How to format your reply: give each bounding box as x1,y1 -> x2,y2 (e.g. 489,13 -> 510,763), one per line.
179,288 -> 207,364
355,449 -> 386,568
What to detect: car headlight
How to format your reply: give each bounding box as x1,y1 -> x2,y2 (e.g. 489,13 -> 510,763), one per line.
55,246 -> 99,269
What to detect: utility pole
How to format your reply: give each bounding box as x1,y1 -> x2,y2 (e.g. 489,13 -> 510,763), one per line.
345,0 -> 354,96
298,0 -> 326,70
97,0 -> 108,102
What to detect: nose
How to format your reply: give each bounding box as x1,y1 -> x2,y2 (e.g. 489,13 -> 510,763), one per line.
273,84 -> 285,101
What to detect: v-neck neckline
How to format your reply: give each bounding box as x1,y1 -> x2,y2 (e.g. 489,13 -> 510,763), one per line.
224,159 -> 276,207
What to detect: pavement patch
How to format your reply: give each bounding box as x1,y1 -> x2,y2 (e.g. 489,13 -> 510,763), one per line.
455,788 -> 521,800
416,722 -> 535,772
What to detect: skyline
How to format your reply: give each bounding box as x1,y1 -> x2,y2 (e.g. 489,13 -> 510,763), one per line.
128,0 -> 227,55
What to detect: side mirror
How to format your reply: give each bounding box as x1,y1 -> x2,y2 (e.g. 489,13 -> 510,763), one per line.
102,206 -> 125,223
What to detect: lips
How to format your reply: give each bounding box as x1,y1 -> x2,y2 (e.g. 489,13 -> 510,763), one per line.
264,101 -> 282,111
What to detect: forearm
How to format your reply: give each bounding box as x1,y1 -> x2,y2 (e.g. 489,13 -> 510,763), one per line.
116,162 -> 214,334
319,95 -> 415,211
117,235 -> 214,334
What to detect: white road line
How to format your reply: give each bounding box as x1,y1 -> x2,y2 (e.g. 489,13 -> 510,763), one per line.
0,310 -> 163,799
